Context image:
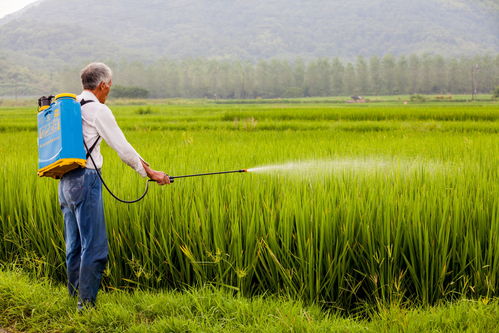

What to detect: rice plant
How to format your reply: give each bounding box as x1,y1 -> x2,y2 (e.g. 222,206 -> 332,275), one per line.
0,102 -> 497,312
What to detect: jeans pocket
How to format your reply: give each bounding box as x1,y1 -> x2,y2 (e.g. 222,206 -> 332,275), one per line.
61,171 -> 86,205
88,169 -> 101,190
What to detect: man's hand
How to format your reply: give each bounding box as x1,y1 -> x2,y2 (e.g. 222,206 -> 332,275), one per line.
148,169 -> 171,185
141,160 -> 171,185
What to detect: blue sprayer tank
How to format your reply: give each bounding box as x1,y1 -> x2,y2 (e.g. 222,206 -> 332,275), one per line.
37,93 -> 87,178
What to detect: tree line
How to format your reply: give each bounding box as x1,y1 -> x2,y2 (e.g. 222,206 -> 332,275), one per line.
1,54 -> 491,99
94,54 -> 497,99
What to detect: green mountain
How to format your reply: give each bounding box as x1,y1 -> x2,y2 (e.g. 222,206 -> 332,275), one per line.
0,0 -> 497,67
0,0 -> 497,96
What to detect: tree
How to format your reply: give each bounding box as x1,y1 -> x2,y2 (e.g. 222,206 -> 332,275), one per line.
396,56 -> 409,94
111,85 -> 149,98
344,63 -> 356,95
369,56 -> 382,95
431,55 -> 447,94
493,86 -> 499,99
330,58 -> 344,96
305,58 -> 330,97
355,56 -> 369,95
420,54 -> 433,94
381,55 -> 396,94
408,54 -> 421,94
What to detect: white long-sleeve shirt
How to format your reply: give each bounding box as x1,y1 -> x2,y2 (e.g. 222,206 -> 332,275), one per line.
77,90 -> 147,177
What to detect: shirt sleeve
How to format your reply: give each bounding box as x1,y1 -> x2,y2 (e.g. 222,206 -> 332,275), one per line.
94,105 -> 147,177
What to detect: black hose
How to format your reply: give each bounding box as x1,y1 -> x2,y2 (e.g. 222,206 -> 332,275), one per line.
84,140 -> 152,204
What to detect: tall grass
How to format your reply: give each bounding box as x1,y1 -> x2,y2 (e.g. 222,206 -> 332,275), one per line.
0,102 -> 498,312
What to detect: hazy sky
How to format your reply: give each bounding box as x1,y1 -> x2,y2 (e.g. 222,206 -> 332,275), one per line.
0,0 -> 38,19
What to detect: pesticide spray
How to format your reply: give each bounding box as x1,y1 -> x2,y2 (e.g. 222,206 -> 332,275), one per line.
246,159 -> 445,177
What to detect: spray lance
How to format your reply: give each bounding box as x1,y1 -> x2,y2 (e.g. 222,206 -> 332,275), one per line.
169,169 -> 247,182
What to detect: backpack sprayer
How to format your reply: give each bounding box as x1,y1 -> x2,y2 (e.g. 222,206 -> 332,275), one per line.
37,93 -> 247,203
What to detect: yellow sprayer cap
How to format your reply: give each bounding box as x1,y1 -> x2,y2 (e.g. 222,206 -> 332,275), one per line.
54,93 -> 77,100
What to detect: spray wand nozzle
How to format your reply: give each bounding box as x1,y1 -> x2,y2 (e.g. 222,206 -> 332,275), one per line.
167,169 -> 247,183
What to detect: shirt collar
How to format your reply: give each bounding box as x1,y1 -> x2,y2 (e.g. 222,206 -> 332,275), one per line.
78,90 -> 99,103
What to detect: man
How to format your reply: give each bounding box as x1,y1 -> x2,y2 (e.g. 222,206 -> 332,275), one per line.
58,62 -> 169,310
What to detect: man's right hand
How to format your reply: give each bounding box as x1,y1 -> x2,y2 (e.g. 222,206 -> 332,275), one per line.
149,170 -> 171,185
141,160 -> 171,185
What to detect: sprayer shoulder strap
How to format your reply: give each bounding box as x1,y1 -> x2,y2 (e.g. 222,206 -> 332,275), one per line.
80,98 -> 94,106
79,99 -> 100,159
85,136 -> 101,159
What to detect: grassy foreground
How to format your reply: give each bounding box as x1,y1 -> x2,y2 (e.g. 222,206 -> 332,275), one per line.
1,270 -> 498,332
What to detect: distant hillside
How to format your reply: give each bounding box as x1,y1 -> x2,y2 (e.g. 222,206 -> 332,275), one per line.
0,0 -> 497,97
0,0 -> 497,69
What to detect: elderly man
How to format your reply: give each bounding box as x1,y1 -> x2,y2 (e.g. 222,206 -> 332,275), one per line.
58,62 -> 169,310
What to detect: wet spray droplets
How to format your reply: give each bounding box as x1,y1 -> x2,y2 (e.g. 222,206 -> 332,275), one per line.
246,158 -> 448,179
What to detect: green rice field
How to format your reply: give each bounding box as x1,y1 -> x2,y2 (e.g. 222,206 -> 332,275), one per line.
0,99 -> 498,313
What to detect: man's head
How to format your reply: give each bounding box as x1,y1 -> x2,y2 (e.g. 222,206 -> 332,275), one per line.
80,62 -> 113,103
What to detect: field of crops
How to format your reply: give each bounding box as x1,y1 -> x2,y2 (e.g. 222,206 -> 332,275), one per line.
0,100 -> 497,313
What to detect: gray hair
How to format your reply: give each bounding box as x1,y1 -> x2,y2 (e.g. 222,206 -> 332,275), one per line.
80,62 -> 113,90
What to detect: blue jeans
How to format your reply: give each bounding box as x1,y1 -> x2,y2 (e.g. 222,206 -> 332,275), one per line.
58,168 -> 108,303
